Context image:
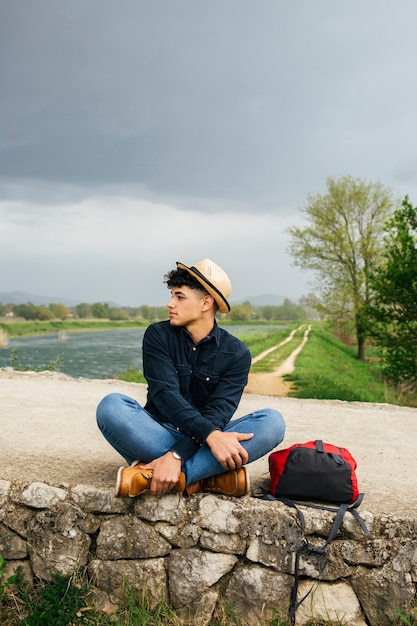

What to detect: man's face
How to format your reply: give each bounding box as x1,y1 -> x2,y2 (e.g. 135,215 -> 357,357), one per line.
167,285 -> 208,327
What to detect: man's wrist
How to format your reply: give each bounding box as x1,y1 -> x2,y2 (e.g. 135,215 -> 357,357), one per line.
206,429 -> 221,443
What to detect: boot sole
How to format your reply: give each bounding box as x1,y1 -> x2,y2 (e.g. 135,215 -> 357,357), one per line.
115,466 -> 126,497
115,461 -> 142,497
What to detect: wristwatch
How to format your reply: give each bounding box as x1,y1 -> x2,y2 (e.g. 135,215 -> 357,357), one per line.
171,450 -> 182,461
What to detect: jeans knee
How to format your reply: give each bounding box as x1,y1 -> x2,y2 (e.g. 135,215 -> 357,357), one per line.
96,393 -> 122,428
264,408 -> 286,444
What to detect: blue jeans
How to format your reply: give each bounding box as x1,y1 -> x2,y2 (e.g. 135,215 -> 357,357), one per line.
96,393 -> 285,484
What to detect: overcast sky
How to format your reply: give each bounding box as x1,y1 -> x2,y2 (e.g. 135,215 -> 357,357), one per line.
1,1 -> 417,307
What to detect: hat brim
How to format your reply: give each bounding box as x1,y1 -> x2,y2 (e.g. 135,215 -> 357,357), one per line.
177,262 -> 230,313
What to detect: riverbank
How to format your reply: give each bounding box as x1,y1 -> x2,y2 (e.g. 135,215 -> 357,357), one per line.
0,318 -> 286,338
0,318 -> 148,338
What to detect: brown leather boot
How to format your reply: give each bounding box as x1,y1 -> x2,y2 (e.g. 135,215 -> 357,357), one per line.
116,461 -> 149,497
185,466 -> 249,497
116,462 -> 186,498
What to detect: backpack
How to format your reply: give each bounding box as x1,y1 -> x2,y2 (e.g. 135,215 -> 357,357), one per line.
257,440 -> 369,619
269,439 -> 360,503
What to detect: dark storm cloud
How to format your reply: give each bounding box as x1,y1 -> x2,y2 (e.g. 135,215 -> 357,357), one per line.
3,1 -> 416,212
2,1 -> 417,304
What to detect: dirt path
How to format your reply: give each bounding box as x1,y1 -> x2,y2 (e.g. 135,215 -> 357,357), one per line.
245,325 -> 311,397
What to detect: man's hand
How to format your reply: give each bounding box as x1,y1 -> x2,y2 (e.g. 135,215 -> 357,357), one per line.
206,430 -> 254,471
139,452 -> 182,495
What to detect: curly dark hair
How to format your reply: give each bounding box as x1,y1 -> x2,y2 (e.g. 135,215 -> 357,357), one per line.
164,268 -> 208,294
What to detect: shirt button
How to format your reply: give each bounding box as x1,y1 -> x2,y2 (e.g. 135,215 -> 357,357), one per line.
192,347 -> 197,351
205,377 -> 210,382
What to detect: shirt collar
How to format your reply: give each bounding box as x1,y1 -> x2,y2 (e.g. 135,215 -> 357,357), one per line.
180,320 -> 219,345
206,320 -> 220,344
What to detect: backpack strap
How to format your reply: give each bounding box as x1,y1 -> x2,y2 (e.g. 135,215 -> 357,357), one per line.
316,438 -> 346,464
283,496 -> 368,619
288,540 -> 314,621
290,495 -> 369,539
257,492 -> 369,538
255,491 -> 369,619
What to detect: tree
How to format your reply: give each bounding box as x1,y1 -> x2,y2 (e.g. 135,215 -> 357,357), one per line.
367,196 -> 417,386
37,305 -> 54,321
13,302 -> 40,320
91,302 -> 111,319
287,175 -> 395,359
75,303 -> 92,318
139,305 -> 157,320
110,308 -> 129,321
279,298 -> 307,321
49,303 -> 70,320
229,302 -> 253,321
298,293 -> 323,320
260,305 -> 277,321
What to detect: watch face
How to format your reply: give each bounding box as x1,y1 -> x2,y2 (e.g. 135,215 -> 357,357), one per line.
172,451 -> 181,460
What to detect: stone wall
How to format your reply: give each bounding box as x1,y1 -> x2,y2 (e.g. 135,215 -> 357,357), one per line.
0,479 -> 416,626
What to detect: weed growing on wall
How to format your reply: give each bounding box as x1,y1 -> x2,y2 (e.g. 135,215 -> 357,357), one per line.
0,550 -> 416,624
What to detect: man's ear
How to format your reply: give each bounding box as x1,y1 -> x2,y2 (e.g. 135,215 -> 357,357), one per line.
202,294 -> 215,312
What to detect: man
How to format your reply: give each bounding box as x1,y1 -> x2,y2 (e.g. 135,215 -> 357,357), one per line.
96,258 -> 285,497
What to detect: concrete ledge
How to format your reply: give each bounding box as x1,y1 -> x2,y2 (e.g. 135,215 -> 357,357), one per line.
1,369 -> 416,515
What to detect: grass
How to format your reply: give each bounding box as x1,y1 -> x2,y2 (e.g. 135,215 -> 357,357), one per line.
113,321 -> 417,406
0,320 -> 148,339
230,320 -> 415,406
3,319 -> 416,406
1,568 -> 182,626
0,566 -> 252,625
284,323 -> 416,406
232,324 -> 300,360
0,319 -> 294,340
0,563 -> 415,626
249,325 -> 307,373
112,323 -> 300,387
114,366 -> 147,384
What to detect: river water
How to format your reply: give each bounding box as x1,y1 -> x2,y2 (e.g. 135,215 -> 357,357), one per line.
0,328 -> 146,379
0,325 -> 280,379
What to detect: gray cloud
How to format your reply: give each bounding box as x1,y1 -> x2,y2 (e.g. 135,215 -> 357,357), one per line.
2,2 -> 416,204
1,1 -> 417,304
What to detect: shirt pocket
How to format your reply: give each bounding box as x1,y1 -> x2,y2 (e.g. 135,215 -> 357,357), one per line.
191,368 -> 220,407
175,365 -> 192,395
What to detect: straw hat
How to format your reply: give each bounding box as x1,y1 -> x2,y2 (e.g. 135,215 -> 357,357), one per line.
176,258 -> 232,313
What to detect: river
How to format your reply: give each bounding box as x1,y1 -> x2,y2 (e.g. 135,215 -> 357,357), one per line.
0,328 -> 146,379
0,325 -> 282,379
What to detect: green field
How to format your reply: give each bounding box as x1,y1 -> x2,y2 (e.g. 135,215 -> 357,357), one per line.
239,322 -> 415,407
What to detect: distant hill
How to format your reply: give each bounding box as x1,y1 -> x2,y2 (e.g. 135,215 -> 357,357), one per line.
232,294 -> 292,306
0,291 -> 83,307
1,290 -> 296,309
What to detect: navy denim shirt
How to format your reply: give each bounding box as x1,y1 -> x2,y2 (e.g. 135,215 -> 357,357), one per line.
143,320 -> 251,460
